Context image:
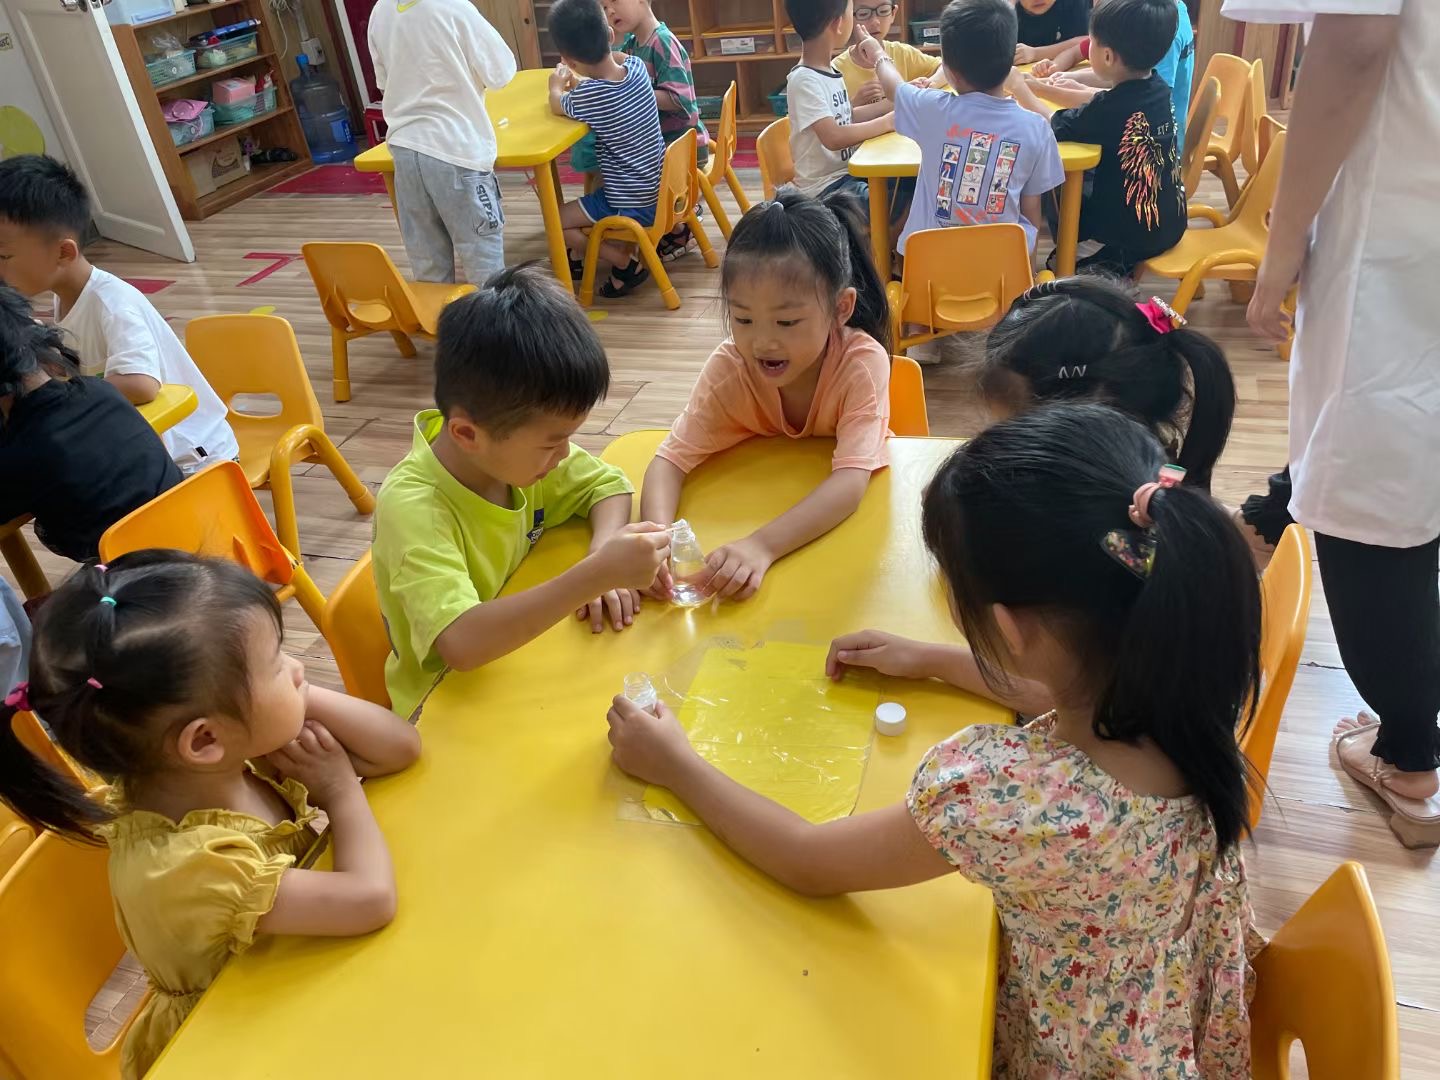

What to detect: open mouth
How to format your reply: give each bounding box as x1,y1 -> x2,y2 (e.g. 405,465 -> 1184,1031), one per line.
757,356 -> 790,378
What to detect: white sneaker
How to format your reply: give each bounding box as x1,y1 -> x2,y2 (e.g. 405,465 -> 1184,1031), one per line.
906,340 -> 943,366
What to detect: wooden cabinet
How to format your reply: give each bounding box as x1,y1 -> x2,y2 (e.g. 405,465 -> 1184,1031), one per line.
110,0 -> 313,221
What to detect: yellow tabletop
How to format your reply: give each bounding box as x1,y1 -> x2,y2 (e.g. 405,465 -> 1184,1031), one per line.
850,132 -> 1100,177
135,383 -> 197,437
149,433 -> 1003,1080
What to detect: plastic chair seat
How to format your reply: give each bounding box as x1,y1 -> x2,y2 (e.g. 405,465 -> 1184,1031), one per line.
322,551 -> 392,708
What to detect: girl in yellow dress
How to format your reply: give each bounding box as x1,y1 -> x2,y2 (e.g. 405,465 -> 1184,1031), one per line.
0,550 -> 420,1080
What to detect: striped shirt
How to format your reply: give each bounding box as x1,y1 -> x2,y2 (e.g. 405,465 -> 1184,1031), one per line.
562,55 -> 663,209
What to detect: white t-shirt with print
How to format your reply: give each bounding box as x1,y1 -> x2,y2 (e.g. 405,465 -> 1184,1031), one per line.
60,267 -> 237,473
369,0 -> 517,173
786,64 -> 854,197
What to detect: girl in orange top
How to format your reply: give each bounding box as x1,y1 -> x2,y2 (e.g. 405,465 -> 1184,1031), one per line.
641,190 -> 892,600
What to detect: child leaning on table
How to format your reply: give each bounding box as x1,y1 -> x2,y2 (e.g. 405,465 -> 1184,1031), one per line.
833,0 -> 944,106
641,191 -> 891,602
0,155 -> 238,475
371,265 -> 670,719
0,551 -> 419,1080
547,0 -> 666,299
609,403 -> 1263,1078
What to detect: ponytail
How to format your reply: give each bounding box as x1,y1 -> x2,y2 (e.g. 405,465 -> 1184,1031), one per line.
1165,328 -> 1234,490
0,703 -> 107,841
820,189 -> 891,353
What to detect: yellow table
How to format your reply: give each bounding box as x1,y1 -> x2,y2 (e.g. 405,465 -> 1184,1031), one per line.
149,433 -> 1004,1080
354,69 -> 589,290
849,133 -> 1102,277
1,384 -> 197,600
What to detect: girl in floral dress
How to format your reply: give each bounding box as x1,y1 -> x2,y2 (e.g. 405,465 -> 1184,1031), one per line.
605,402 -> 1262,1078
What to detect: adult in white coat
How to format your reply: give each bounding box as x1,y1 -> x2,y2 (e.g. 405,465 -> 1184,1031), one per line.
1222,0 -> 1439,846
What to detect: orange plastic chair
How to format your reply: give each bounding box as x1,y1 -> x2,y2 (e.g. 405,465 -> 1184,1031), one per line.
756,116 -> 794,201
1142,130 -> 1287,316
1182,76 -> 1221,202
697,83 -> 751,238
578,129 -> 719,312
1241,524 -> 1313,828
301,241 -> 476,403
322,551 -> 392,708
0,832 -> 150,1080
886,223 -> 1036,353
0,803 -> 33,881
13,709 -> 92,789
1258,114 -> 1286,170
99,460 -> 326,631
186,314 -> 375,557
1192,53 -> 1255,206
1239,58 -> 1268,179
888,356 -> 930,437
1250,862 -> 1399,1080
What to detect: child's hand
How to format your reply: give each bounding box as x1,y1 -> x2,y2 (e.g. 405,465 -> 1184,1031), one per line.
267,720 -> 360,809
852,79 -> 885,105
640,558 -> 677,601
1003,66 -> 1028,96
1046,75 -> 1088,91
576,588 -> 641,634
1032,58 -> 1056,78
606,695 -> 693,787
825,629 -> 930,682
703,536 -> 773,601
550,63 -> 575,92
1014,43 -> 1038,65
849,27 -> 885,70
589,522 -> 671,593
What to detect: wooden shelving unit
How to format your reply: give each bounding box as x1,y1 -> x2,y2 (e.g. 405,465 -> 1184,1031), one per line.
529,0 -> 944,132
110,0 -> 313,221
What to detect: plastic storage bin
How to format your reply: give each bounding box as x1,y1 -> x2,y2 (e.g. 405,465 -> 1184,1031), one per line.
701,29 -> 775,57
168,105 -> 215,146
146,51 -> 197,87
909,19 -> 941,48
768,88 -> 788,117
106,0 -> 174,27
212,93 -> 258,125
696,94 -> 724,121
196,32 -> 258,69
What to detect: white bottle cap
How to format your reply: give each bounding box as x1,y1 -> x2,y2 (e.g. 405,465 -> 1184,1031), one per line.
874,701 -> 907,736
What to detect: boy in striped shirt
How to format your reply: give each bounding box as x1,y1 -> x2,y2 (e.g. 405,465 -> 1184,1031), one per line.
548,0 -> 665,298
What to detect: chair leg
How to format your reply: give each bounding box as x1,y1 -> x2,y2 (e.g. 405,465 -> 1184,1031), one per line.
288,564 -> 328,632
306,427 -> 377,516
697,172 -> 733,239
1213,155 -> 1241,207
636,238 -> 680,310
688,212 -> 720,269
390,330 -> 417,358
725,166 -> 751,214
579,224 -> 608,307
268,457 -> 301,558
0,527 -> 49,601
331,326 -> 352,403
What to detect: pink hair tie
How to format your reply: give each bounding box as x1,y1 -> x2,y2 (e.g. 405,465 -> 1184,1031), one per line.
1136,296 -> 1186,335
4,683 -> 31,712
1128,464 -> 1187,527
87,677 -> 104,690
95,563 -> 108,573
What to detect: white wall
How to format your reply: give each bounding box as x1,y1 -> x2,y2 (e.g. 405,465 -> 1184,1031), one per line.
0,0 -> 64,160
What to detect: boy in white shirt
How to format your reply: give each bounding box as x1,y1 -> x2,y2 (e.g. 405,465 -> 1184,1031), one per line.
0,156 -> 238,475
369,0 -> 517,285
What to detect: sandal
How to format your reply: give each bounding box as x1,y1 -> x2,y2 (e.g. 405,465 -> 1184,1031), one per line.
597,258 -> 651,299
658,224 -> 694,262
1333,719 -> 1440,848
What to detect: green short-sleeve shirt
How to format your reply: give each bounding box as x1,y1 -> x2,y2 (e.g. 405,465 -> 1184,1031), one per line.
372,410 -> 633,717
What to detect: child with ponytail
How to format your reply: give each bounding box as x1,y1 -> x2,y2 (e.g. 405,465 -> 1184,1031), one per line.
609,403 -> 1262,1076
640,190 -> 892,600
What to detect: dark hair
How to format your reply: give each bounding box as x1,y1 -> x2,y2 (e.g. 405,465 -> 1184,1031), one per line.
941,0 -> 1017,91
784,0 -> 850,42
922,403 -> 1260,850
0,283 -> 79,399
434,263 -> 611,435
548,0 -> 612,64
0,551 -> 284,841
1090,0 -> 1178,72
0,154 -> 90,238
977,277 -> 1235,490
722,190 -> 891,353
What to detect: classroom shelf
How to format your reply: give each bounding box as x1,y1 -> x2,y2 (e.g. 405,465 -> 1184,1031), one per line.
177,105 -> 293,155
193,157 -> 311,216
135,0 -> 246,30
153,50 -> 277,95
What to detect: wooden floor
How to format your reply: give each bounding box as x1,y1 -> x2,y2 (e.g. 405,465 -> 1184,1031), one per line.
9,161 -> 1438,1075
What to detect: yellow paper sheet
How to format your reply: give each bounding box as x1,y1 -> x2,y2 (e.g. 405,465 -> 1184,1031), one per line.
644,641 -> 876,825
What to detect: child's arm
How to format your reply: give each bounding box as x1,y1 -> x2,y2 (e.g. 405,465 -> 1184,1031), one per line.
1031,40 -> 1084,78
639,457 -> 685,527
1006,68 -> 1056,119
260,721 -> 396,935
825,630 -> 1054,714
606,697 -> 953,896
577,492 -> 642,633
1014,37 -> 1087,65
808,112 -> 895,153
1028,75 -> 1098,110
106,373 -> 161,405
705,468 -> 870,600
547,64 -> 577,118
303,685 -> 420,777
1020,193 -> 1044,248
433,524 -> 670,670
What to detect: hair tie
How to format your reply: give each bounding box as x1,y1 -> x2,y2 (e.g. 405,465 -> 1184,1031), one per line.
4,682 -> 30,712
86,677 -> 103,690
1136,296 -> 1186,335
1127,464 -> 1187,527
99,596 -> 116,607
95,563 -> 107,573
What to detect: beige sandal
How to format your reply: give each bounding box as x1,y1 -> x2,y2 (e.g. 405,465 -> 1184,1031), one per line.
1334,720 -> 1440,849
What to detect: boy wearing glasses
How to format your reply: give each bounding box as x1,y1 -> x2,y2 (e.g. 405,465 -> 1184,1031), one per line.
834,2 -> 945,106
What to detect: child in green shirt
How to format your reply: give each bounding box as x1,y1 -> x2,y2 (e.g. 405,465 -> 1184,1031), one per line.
371,265 -> 671,717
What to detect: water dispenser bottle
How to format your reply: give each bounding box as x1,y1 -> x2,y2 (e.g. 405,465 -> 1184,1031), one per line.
290,54 -> 357,164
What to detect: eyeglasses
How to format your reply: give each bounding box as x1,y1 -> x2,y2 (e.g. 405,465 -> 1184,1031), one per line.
854,4 -> 897,20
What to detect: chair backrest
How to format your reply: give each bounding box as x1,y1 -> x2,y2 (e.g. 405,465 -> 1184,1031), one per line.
1251,862 -> 1399,1080
0,803 -> 34,881
187,314 -> 325,448
896,223 -> 1034,333
1240,58 -> 1267,175
1182,76 -> 1221,197
888,356 -> 930,437
301,242 -> 425,336
99,460 -> 301,589
712,82 -> 739,176
650,128 -> 701,242
323,551 -> 392,708
1258,114 -> 1286,168
0,833 -> 141,1078
13,709 -> 91,788
756,116 -> 793,201
1241,524 -> 1312,827
1193,52 -> 1252,161
1229,128 -> 1287,226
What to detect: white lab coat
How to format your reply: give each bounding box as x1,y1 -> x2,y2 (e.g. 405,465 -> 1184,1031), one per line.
1221,0 -> 1440,547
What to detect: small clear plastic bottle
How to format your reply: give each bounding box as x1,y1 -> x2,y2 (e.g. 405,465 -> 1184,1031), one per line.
623,672 -> 659,713
668,519 -> 710,608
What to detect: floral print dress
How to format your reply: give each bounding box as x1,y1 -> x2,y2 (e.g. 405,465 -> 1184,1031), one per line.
907,715 -> 1257,1078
